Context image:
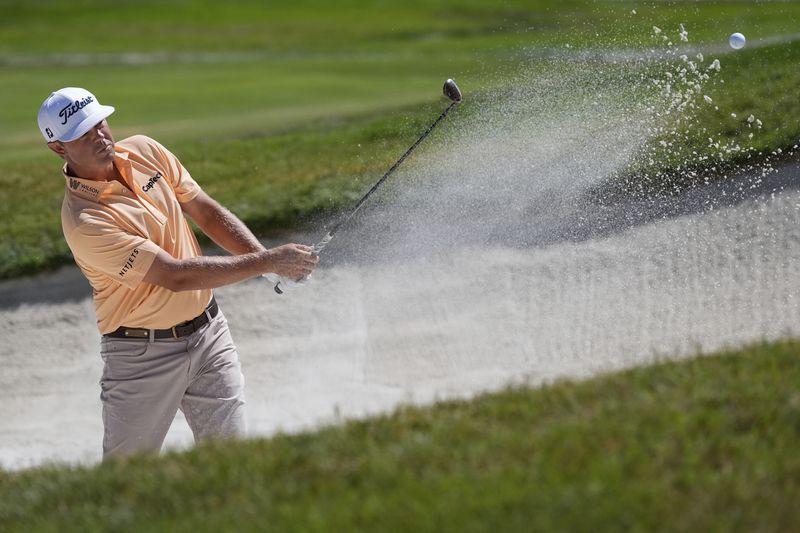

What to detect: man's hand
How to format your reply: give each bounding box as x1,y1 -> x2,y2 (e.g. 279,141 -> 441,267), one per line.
265,244 -> 318,281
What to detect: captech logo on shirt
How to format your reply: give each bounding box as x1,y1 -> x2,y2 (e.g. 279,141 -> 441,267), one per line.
58,96 -> 94,125
142,172 -> 163,193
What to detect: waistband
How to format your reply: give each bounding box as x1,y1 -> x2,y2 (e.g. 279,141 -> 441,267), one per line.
103,297 -> 218,340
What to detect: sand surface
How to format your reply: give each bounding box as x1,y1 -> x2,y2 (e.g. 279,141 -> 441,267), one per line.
2,161 -> 799,470
4,44 -> 799,468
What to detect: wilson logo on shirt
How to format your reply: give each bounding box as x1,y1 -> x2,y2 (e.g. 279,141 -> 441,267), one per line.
142,172 -> 163,193
118,248 -> 140,277
68,178 -> 100,197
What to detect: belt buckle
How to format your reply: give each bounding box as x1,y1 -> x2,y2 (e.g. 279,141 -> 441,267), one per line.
124,328 -> 148,339
171,325 -> 183,340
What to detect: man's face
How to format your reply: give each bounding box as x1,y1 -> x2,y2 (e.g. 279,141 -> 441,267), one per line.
49,119 -> 115,169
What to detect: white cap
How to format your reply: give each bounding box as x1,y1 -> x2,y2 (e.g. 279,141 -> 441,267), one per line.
37,87 -> 115,142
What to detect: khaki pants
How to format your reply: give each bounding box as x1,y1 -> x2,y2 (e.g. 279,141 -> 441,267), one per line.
99,310 -> 246,458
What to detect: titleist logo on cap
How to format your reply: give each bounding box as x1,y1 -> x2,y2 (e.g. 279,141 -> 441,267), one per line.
38,87 -> 115,142
59,96 -> 95,125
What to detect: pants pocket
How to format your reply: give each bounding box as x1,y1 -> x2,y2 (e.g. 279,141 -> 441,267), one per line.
100,337 -> 150,361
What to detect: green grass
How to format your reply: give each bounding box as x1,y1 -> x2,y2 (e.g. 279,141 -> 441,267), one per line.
2,0 -> 800,279
1,0 -> 797,55
2,338 -> 798,532
602,37 -> 800,196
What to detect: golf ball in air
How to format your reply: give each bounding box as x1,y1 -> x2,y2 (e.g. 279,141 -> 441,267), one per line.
729,32 -> 746,49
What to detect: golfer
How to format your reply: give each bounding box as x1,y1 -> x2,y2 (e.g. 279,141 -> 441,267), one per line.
38,87 -> 318,458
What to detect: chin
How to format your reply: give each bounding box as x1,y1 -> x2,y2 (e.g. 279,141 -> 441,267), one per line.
98,149 -> 115,164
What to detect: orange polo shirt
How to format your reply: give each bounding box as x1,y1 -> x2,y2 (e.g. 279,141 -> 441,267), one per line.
61,135 -> 212,334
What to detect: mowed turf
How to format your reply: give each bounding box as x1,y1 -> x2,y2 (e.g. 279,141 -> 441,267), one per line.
1,339 -> 798,532
2,1 -> 800,278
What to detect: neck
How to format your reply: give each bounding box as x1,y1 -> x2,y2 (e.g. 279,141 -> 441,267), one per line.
66,161 -> 120,183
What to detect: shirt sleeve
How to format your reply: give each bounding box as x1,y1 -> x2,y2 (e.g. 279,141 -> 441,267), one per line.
142,136 -> 202,203
66,219 -> 160,290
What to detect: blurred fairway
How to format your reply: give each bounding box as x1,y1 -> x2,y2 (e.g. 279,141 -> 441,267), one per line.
1,0 -> 800,278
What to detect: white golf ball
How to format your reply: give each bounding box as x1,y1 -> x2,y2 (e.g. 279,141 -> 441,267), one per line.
729,32 -> 746,50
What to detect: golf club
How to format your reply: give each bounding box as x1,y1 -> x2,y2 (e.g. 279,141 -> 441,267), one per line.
265,78 -> 463,294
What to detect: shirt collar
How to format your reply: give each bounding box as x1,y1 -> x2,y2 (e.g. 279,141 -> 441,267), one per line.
62,149 -> 129,202
63,166 -> 108,202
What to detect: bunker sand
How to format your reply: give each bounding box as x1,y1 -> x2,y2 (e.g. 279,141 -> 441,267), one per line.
1,171 -> 799,469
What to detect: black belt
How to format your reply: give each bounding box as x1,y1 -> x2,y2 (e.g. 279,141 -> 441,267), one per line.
104,297 -> 219,340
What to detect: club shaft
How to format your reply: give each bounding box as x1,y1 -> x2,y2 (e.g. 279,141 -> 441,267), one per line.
313,100 -> 458,253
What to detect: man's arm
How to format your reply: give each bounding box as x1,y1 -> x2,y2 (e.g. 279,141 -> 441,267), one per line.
141,190 -> 317,291
142,244 -> 317,292
180,190 -> 265,254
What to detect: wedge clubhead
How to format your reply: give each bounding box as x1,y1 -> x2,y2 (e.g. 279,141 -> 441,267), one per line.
443,78 -> 462,103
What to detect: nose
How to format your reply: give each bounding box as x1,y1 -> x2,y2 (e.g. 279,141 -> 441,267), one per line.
87,124 -> 108,145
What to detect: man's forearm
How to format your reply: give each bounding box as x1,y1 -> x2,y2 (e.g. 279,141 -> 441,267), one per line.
181,192 -> 265,255
143,244 -> 318,292
198,206 -> 265,255
152,250 -> 271,291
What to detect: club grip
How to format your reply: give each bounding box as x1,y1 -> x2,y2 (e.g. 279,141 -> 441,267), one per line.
263,273 -> 290,294
262,273 -> 308,295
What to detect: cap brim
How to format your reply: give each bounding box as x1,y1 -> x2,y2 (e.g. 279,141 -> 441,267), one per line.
59,105 -> 115,142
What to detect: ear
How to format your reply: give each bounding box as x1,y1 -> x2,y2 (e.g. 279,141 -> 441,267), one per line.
47,141 -> 66,159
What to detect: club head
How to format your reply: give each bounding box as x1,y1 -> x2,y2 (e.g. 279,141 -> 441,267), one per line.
443,79 -> 462,103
